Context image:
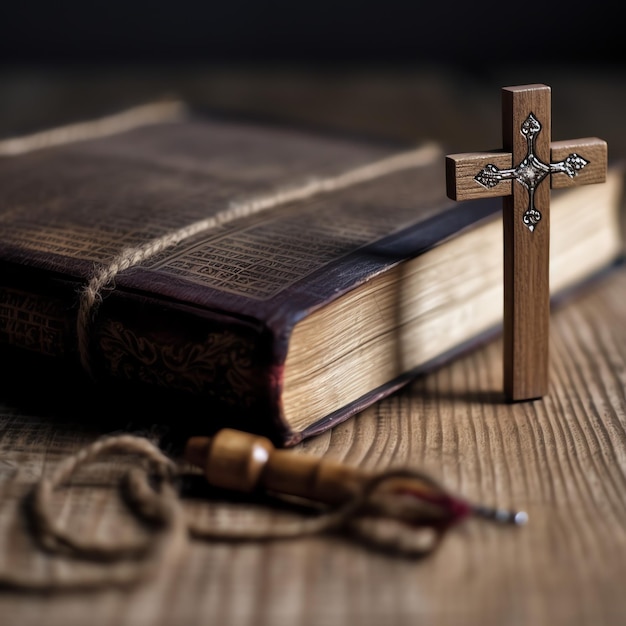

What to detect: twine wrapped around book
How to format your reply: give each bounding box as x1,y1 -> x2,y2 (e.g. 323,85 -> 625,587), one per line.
0,429 -> 526,592
75,142 -> 442,377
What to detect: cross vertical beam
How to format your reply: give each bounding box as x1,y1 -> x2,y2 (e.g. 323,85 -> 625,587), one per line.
445,84 -> 607,402
503,85 -> 550,401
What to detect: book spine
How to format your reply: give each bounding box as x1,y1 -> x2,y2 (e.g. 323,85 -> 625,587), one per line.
92,291 -> 294,443
94,293 -> 268,408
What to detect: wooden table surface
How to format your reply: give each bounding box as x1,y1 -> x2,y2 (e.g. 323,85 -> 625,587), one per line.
0,64 -> 625,626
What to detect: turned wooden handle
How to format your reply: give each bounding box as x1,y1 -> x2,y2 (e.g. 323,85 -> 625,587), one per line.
183,428 -> 371,505
184,429 -> 528,526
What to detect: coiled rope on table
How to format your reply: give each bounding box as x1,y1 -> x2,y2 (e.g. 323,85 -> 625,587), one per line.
0,433 -> 470,591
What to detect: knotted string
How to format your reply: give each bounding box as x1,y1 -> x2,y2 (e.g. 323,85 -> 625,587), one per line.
0,433 -> 481,592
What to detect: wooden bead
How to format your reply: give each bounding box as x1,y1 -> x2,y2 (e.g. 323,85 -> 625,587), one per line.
183,428 -> 369,504
185,429 -> 274,493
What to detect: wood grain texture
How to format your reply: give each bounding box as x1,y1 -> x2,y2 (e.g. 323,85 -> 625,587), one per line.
0,263 -> 624,626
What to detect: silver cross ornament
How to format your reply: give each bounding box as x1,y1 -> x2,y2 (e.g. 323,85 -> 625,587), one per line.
474,113 -> 590,231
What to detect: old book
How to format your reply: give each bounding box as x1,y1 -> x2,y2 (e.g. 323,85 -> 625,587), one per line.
0,102 -> 623,446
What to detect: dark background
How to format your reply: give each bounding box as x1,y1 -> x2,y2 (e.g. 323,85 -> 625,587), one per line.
0,1 -> 623,68
1,1 -> 625,158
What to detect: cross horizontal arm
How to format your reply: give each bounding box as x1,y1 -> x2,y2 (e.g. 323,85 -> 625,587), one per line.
446,136 -> 607,200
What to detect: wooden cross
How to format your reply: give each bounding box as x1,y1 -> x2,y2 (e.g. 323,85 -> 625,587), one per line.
445,84 -> 607,402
